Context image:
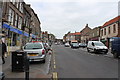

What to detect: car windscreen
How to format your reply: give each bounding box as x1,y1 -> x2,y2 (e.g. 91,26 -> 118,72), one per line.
94,42 -> 105,46
24,43 -> 42,49
72,43 -> 79,46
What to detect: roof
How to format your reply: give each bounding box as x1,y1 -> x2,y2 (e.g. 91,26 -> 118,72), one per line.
101,16 -> 120,28
69,32 -> 81,36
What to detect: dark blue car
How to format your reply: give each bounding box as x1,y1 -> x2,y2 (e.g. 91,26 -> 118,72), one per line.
111,37 -> 120,58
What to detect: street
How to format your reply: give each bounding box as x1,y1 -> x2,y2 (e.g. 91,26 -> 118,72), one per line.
1,44 -> 119,80
1,0 -> 120,80
50,44 -> 118,79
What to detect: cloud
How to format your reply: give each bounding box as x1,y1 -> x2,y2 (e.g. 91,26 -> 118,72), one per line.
25,0 -> 119,3
25,0 -> 119,39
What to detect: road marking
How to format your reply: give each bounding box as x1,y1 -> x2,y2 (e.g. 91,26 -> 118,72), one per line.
54,65 -> 56,69
54,61 -> 56,64
90,54 -> 95,56
53,72 -> 58,80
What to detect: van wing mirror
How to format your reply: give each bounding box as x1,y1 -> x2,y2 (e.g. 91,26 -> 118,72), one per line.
92,42 -> 95,46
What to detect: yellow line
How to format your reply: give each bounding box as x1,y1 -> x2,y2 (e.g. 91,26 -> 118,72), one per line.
53,59 -> 55,62
53,72 -> 58,80
54,61 -> 56,64
54,65 -> 56,69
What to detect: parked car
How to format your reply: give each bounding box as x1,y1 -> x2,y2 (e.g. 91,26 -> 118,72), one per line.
55,42 -> 60,45
79,43 -> 87,48
23,42 -> 46,63
43,43 -> 52,53
71,43 -> 79,48
64,43 -> 70,47
111,37 -> 120,58
87,41 -> 108,54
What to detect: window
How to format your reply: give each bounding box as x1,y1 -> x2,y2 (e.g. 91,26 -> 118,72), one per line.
12,0 -> 15,5
104,28 -> 106,35
93,33 -> 94,37
19,2 -> 23,13
15,13 -> 18,27
24,43 -> 42,49
8,8 -> 14,25
113,24 -> 116,33
18,16 -> 22,29
16,2 -> 19,9
10,0 -> 12,2
101,29 -> 103,36
108,26 -> 110,34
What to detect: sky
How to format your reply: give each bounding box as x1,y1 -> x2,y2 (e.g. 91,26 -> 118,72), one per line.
25,0 -> 119,39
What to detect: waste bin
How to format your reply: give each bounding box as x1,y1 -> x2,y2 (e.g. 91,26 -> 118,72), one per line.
12,50 -> 27,72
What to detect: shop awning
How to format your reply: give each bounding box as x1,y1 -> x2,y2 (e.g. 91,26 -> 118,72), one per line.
31,34 -> 36,38
3,23 -> 23,35
23,32 -> 29,37
3,23 -> 37,38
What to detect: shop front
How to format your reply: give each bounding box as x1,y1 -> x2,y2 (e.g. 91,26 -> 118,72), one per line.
2,23 -> 36,46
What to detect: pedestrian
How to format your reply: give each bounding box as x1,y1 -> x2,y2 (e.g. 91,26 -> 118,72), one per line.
0,38 -> 7,64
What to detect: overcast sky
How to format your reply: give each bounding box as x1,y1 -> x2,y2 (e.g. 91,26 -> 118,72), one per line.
25,0 -> 119,39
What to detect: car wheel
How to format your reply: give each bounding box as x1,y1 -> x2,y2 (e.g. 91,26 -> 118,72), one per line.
113,52 -> 119,58
87,48 -> 90,52
42,59 -> 46,63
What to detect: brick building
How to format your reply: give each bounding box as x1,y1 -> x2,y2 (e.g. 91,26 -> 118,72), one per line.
2,0 -> 24,46
63,32 -> 81,43
100,16 -> 120,48
89,26 -> 101,41
80,24 -> 92,43
2,0 -> 41,46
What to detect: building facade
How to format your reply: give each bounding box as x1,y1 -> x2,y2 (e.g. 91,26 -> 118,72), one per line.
63,32 -> 81,43
2,0 -> 24,46
89,26 -> 101,41
80,24 -> 92,43
100,16 -> 120,48
2,0 -> 41,46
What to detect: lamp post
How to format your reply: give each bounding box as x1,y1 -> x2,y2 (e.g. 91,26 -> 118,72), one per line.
7,21 -> 11,56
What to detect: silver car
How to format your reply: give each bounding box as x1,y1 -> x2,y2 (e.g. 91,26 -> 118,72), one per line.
23,42 -> 46,63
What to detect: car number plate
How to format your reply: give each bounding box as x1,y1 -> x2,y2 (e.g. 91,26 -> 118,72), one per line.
28,54 -> 37,56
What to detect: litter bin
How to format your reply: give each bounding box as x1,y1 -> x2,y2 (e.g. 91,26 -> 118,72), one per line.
12,50 -> 27,72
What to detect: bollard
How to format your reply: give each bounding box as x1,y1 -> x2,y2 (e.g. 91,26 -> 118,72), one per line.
24,54 -> 29,80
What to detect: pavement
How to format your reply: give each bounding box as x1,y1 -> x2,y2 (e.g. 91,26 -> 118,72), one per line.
7,46 -> 21,52
2,46 -> 52,79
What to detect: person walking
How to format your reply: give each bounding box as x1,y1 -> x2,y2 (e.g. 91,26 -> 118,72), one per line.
0,38 -> 7,64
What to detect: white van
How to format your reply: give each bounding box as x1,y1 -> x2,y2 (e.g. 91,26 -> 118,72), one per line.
87,41 -> 108,54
